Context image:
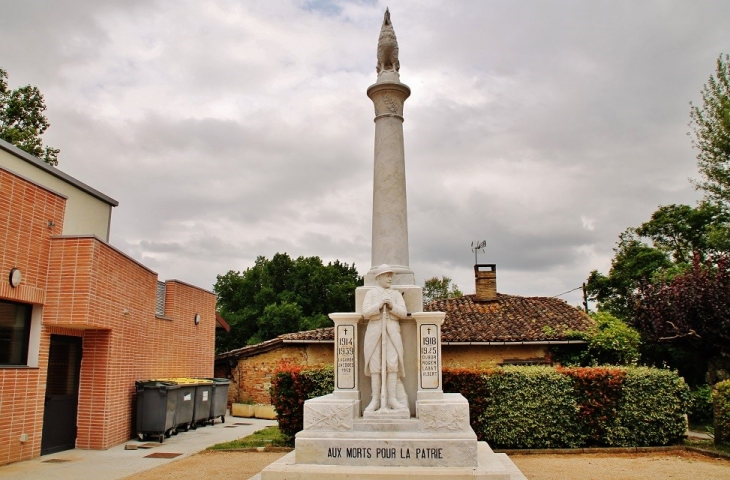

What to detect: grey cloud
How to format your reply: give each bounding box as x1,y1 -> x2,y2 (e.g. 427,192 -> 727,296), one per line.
1,0 -> 728,296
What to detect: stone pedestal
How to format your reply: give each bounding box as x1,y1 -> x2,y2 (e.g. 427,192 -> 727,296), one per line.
256,437 -> 525,480
257,391 -> 526,478
257,314 -> 527,479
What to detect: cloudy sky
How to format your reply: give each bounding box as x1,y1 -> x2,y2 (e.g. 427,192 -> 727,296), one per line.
2,1 -> 729,307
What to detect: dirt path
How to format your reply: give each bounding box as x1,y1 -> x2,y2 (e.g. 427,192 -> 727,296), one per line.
124,450 -> 286,479
125,449 -> 730,480
511,451 -> 730,480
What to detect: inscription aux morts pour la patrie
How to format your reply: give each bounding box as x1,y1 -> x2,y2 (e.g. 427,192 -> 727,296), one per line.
327,446 -> 444,460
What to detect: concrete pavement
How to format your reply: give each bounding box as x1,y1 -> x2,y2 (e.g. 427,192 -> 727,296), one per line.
0,417 -> 277,480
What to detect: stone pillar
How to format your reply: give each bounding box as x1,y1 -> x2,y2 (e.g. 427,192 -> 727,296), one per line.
412,312 -> 445,401
329,313 -> 362,402
365,76 -> 414,286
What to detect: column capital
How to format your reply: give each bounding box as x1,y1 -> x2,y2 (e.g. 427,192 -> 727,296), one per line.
367,82 -> 411,118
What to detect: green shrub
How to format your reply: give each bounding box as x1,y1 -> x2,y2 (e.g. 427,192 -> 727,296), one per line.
714,380 -> 730,445
609,367 -> 690,446
271,364 -> 689,448
688,384 -> 714,426
479,366 -> 583,449
585,313 -> 641,365
552,312 -> 640,366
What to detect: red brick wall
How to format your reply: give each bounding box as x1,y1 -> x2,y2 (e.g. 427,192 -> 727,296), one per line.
0,168 -> 65,303
0,170 -> 67,466
44,240 -> 216,449
0,168 -> 216,464
150,280 -> 216,379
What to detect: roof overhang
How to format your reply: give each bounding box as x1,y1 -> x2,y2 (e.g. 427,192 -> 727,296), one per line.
442,340 -> 587,346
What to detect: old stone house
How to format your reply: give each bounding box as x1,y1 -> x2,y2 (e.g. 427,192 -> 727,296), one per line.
215,264 -> 593,406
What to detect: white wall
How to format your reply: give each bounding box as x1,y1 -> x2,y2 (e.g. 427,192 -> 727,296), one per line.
0,145 -> 115,241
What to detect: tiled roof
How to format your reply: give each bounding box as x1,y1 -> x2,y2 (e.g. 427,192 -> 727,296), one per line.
280,328 -> 334,342
215,328 -> 335,360
425,294 -> 594,343
216,294 -> 593,360
216,336 -> 283,360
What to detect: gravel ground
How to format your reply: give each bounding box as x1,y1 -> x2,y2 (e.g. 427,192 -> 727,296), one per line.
512,451 -> 730,480
123,449 -> 730,480
123,450 -> 286,479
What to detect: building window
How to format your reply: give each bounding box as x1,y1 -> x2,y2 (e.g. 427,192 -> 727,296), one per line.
0,300 -> 32,365
499,358 -> 550,366
155,281 -> 166,317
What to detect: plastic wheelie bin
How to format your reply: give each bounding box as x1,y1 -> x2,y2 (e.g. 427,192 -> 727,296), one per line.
205,378 -> 230,425
151,378 -> 196,433
191,378 -> 214,428
174,382 -> 197,432
135,380 -> 179,443
157,378 -> 214,429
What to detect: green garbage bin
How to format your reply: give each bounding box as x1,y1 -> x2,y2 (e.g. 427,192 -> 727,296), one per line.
205,378 -> 230,425
135,380 -> 179,443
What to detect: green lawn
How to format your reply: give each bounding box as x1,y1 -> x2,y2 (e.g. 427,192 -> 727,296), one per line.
208,426 -> 291,450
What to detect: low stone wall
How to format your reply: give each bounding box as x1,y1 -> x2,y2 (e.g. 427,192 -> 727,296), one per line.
229,343 -> 332,405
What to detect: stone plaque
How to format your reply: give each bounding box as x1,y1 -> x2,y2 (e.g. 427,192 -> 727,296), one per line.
295,434 -> 478,468
419,324 -> 439,389
336,324 -> 356,389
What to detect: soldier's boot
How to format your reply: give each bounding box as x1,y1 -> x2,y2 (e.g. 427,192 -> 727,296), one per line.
387,372 -> 406,410
364,374 -> 381,413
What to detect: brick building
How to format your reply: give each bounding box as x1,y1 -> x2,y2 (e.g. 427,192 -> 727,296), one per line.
215,264 -> 594,406
0,139 -> 216,465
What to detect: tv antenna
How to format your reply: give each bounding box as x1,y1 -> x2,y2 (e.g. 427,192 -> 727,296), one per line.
471,240 -> 486,265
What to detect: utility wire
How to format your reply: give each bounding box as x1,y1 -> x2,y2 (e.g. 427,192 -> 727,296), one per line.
552,286 -> 583,298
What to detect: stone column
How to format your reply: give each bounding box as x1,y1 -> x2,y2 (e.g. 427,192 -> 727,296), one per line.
365,74 -> 414,286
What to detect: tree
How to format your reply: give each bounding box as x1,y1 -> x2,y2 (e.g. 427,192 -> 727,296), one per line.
214,253 -> 362,352
585,55 -> 730,384
423,276 -> 463,304
631,254 -> 730,384
690,53 -> 730,205
0,68 -> 59,166
585,202 -> 727,319
586,228 -> 673,319
635,202 -> 727,263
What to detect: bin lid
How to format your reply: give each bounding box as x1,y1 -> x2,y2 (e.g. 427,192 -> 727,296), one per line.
150,377 -> 214,386
135,380 -> 180,389
205,377 -> 231,385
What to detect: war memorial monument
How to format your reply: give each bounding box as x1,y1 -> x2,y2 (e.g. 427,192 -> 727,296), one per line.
255,9 -> 527,480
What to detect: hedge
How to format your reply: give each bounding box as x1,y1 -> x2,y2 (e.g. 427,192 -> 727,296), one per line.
271,364 -> 690,448
714,380 -> 730,445
474,366 -> 583,449
269,362 -> 334,440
